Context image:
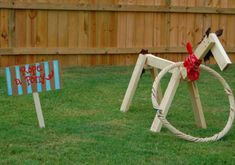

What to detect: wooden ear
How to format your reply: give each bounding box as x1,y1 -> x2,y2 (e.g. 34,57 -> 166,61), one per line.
205,27 -> 211,37
215,29 -> 223,37
139,49 -> 148,54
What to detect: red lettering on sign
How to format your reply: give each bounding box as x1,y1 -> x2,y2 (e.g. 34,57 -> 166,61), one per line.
37,65 -> 42,72
18,64 -> 54,86
45,70 -> 54,80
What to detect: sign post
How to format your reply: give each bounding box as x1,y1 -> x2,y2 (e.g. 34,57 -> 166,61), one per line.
33,92 -> 45,128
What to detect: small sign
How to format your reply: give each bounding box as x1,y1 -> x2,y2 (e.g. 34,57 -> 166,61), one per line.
5,60 -> 61,96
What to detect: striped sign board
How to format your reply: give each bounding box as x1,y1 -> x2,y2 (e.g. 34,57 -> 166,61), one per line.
5,60 -> 61,96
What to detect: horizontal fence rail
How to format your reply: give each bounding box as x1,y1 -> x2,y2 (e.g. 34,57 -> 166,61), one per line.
1,47 -> 235,55
1,2 -> 235,14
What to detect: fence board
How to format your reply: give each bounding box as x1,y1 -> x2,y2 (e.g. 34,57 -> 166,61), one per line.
145,0 -> 154,48
135,0 -> 144,48
227,1 -> 235,48
0,0 -> 235,68
48,11 -> 58,47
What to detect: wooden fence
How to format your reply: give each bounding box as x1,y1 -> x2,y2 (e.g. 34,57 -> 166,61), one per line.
0,0 -> 235,68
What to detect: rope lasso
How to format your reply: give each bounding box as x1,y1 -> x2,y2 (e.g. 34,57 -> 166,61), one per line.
151,62 -> 235,142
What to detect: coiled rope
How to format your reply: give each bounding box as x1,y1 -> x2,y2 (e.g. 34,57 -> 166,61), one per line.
152,62 -> 235,142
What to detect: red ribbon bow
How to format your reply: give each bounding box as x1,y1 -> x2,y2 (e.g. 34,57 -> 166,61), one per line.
183,42 -> 202,81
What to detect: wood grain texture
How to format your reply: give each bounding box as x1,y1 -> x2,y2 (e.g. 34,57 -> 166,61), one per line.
48,11 -> 58,47
0,1 -> 234,67
1,2 -> 235,14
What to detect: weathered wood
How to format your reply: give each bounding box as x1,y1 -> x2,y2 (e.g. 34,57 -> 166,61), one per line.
0,47 -> 188,55
15,10 -> 26,66
48,11 -> 58,47
0,1 -> 235,67
0,46 -> 234,62
1,9 -> 9,48
135,0 -> 145,48
8,2 -> 15,47
144,0 -> 154,47
36,10 -> 48,47
58,11 -> 68,47
1,2 -> 235,14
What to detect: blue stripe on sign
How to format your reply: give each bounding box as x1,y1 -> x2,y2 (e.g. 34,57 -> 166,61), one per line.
36,63 -> 42,92
25,64 -> 33,94
44,61 -> 51,91
15,66 -> 23,95
53,60 -> 60,90
5,67 -> 13,96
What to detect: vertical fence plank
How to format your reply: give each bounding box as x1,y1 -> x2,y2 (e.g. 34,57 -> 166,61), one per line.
0,9 -> 10,67
153,1 -> 163,48
48,11 -> 58,47
194,0 -> 204,47
15,10 -> 27,65
117,0 -> 127,49
77,0 -> 90,66
169,0 -> 179,47
126,0 -> 136,48
15,11 -> 26,48
227,1 -> 235,48
77,11 -> 88,66
144,0 -> 154,48
178,0 -> 186,45
0,1 -> 234,66
66,1 -> 78,67
135,0 -> 145,49
163,0 -> 171,61
0,9 -> 2,67
26,10 -> 36,64
26,10 -> 37,47
96,9 -> 104,65
35,10 -> 48,63
126,0 -> 136,65
186,1 -> 196,44
177,0 -> 187,61
219,0 -> 228,47
38,12 -> 48,46
117,0 -> 127,65
209,0 -> 220,64
58,10 -> 68,66
58,11 -> 68,47
203,0 -> 212,38
1,9 -> 8,48
109,0 -> 118,65
169,0 -> 179,62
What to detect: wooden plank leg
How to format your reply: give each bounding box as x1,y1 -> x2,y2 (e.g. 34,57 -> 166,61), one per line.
120,54 -> 147,112
187,81 -> 207,128
33,92 -> 45,128
150,68 -> 163,103
150,69 -> 181,132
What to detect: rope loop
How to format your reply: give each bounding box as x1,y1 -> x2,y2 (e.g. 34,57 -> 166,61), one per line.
152,62 -> 235,142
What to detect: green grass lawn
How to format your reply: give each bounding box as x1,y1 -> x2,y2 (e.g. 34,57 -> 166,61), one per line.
0,64 -> 235,165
